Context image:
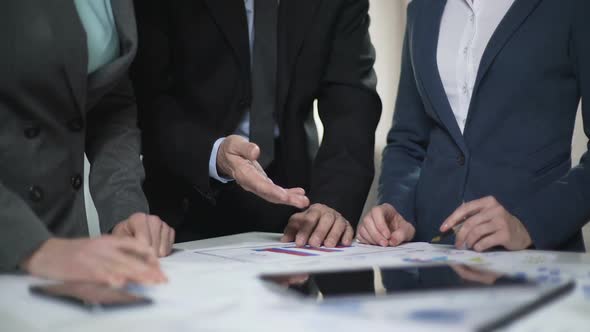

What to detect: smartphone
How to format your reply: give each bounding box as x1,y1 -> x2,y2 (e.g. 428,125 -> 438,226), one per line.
30,282 -> 153,310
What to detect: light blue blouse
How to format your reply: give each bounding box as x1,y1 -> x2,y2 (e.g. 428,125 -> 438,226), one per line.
73,0 -> 120,74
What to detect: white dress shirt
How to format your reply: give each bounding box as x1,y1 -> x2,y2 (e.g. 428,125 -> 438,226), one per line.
437,0 -> 515,133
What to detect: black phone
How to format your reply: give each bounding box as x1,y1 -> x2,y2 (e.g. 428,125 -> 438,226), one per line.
30,282 -> 153,310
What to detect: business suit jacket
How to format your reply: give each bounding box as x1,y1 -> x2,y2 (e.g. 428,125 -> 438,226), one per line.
131,0 -> 381,236
380,0 -> 590,251
0,0 -> 148,270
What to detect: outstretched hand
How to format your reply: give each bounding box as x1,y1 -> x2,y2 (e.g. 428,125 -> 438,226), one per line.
217,135 -> 310,209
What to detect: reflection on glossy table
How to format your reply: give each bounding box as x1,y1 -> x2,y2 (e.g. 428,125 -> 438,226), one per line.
1,232 -> 589,332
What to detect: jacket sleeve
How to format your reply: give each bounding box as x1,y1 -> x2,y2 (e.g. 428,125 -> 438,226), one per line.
85,76 -> 150,233
0,182 -> 52,271
512,0 -> 590,250
378,5 -> 435,225
130,0 -> 220,199
310,0 -> 382,226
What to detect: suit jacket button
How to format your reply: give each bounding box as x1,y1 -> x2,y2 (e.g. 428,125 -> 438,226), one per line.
24,127 -> 41,139
457,154 -> 466,166
68,118 -> 84,132
71,174 -> 82,190
29,186 -> 44,202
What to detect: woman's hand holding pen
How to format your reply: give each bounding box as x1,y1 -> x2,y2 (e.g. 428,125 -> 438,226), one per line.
441,196 -> 533,252
356,203 -> 415,247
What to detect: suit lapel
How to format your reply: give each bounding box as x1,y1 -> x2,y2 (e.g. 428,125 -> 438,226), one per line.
277,0 -> 322,113
465,0 -> 543,130
204,0 -> 251,75
87,0 -> 137,103
59,0 -> 88,116
472,0 -> 543,92
413,0 -> 467,153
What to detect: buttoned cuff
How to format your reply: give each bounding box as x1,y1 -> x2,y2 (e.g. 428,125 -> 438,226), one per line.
209,137 -> 234,183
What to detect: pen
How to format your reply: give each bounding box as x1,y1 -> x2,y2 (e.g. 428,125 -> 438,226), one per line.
431,222 -> 465,243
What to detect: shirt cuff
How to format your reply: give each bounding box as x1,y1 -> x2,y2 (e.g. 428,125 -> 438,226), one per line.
209,137 -> 234,183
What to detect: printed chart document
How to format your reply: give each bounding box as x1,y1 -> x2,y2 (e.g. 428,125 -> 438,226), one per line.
163,241 -> 558,272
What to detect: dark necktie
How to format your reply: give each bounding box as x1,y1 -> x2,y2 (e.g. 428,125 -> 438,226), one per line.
251,0 -> 278,168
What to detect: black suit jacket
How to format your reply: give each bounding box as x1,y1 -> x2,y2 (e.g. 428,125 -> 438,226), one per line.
132,0 -> 381,232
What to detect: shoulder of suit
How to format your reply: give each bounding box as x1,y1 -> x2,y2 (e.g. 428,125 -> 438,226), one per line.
406,0 -> 423,21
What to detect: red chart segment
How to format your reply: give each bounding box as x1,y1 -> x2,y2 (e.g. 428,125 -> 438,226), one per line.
254,248 -> 319,257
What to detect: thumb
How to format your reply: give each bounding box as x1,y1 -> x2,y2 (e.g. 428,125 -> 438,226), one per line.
389,229 -> 408,247
390,223 -> 413,246
239,141 -> 260,162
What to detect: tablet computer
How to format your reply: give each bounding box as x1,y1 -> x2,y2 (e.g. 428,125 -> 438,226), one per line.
260,264 -> 574,332
30,282 -> 152,311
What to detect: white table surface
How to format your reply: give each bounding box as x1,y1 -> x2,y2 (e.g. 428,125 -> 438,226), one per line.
1,232 -> 589,332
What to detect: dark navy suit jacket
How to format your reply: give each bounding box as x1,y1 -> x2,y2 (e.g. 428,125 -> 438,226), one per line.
380,0 -> 590,251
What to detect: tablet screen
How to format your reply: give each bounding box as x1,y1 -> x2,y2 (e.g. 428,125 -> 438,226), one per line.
261,264 -> 534,299
30,282 -> 152,309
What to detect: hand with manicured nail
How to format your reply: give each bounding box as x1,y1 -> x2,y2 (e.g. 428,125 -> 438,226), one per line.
356,203 -> 415,247
440,196 -> 532,252
21,235 -> 167,287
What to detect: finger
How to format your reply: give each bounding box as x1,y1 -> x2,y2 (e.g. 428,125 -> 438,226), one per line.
229,136 -> 260,162
147,215 -> 163,255
441,197 -> 492,232
364,209 -> 389,247
464,220 -> 499,250
104,247 -> 166,285
287,187 -> 306,196
237,161 -> 309,209
451,265 -> 495,284
341,223 -> 355,247
295,209 -> 321,247
129,213 -> 152,246
69,257 -> 118,286
323,219 -> 345,248
389,221 -> 414,246
158,223 -> 171,257
358,222 -> 378,245
308,212 -> 336,247
285,188 -> 310,209
472,231 -> 506,252
454,208 -> 498,249
93,240 -> 162,285
244,143 -> 260,162
372,207 -> 394,239
97,270 -> 126,288
281,216 -> 302,243
108,237 -> 159,266
239,167 -> 291,203
357,226 -> 373,244
168,228 -> 176,249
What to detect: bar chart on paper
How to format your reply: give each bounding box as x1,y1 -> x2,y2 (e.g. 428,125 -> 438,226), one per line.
253,245 -> 347,257
163,241 -> 559,271
192,243 -> 395,264
163,242 -> 403,266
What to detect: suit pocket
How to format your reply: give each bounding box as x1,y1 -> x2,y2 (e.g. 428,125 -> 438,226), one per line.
532,153 -> 570,177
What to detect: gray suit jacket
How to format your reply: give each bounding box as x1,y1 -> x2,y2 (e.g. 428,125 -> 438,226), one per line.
0,0 -> 148,270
